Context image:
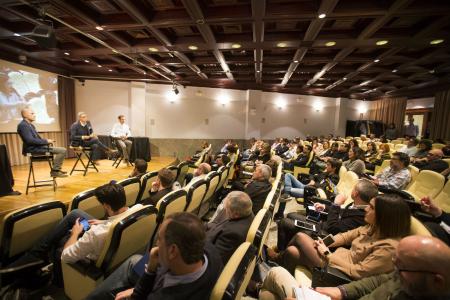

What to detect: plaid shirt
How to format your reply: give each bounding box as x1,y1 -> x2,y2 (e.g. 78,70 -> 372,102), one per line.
376,167 -> 411,190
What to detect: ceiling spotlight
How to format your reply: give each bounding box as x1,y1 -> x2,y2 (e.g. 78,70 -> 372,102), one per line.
84,59 -> 90,63
343,77 -> 347,80
294,60 -> 299,63
430,39 -> 444,45
13,33 -> 21,37
108,69 -> 113,72
277,42 -> 287,48
325,41 -> 336,47
318,13 -> 326,19
188,45 -> 198,50
172,84 -> 179,95
64,52 -> 70,56
374,59 -> 380,62
376,40 -> 388,46
155,63 -> 160,66
256,70 -> 260,73
392,69 -> 397,73
143,71 -> 146,74
95,26 -> 104,31
231,43 -> 241,49
148,47 -> 158,52
429,69 -> 435,74
97,64 -> 102,67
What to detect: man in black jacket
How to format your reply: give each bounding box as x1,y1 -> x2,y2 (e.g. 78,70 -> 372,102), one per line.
414,149 -> 449,173
206,191 -> 254,264
86,212 -> 223,300
17,107 -> 67,177
244,164 -> 273,214
70,112 -> 115,163
275,179 -> 378,251
141,168 -> 175,206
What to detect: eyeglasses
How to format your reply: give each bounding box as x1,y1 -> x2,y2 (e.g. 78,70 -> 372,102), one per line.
392,256 -> 438,275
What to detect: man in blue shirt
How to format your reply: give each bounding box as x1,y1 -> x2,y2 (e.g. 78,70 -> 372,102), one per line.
17,107 -> 67,177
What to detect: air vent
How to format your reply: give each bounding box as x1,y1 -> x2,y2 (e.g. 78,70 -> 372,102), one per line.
223,24 -> 242,34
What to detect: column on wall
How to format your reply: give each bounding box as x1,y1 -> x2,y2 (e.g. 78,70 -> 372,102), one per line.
130,82 -> 147,137
245,90 -> 263,139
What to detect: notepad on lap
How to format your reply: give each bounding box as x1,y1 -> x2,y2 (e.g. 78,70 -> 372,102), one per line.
294,287 -> 331,300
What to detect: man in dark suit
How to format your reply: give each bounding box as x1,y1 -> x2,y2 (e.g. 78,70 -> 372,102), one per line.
17,107 -> 67,177
414,149 -> 449,173
141,168 -> 174,206
205,191 -> 254,264
70,112 -> 115,164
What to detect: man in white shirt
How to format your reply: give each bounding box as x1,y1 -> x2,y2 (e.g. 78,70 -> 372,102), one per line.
6,183 -> 141,285
111,115 -> 133,165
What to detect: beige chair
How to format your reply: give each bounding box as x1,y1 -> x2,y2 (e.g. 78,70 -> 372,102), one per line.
374,159 -> 391,175
217,166 -> 230,190
203,171 -> 221,204
406,165 -> 419,188
246,209 -> 272,257
395,143 -> 406,151
176,161 -> 190,186
404,170 -> 445,201
167,165 -> 179,180
293,151 -> 315,179
0,201 -> 66,266
434,180 -> 450,213
62,205 -> 158,300
70,188 -> 105,219
117,177 -> 141,207
184,179 -> 208,215
432,143 -> 445,150
209,242 -> 257,300
138,171 -> 158,202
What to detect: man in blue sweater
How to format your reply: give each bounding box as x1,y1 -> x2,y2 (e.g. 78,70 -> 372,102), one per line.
17,107 -> 67,177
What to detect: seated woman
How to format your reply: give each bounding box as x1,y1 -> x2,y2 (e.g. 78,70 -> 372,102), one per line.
364,142 -> 379,171
343,147 -> 366,175
269,194 -> 411,278
374,143 -> 392,165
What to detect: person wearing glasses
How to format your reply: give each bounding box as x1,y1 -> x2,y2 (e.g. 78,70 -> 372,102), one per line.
370,152 -> 411,190
413,149 -> 449,174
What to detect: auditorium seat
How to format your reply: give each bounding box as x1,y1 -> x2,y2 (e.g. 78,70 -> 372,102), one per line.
184,179 -> 208,215
406,165 -> 419,188
138,171 -> 158,202
293,150 -> 315,179
176,161 -> 190,186
62,205 -> 158,300
246,209 -> 271,258
374,159 -> 390,175
167,165 -> 179,180
433,180 -> 450,213
70,188 -> 105,219
209,242 -> 257,300
117,177 -> 141,206
0,201 -> 66,267
216,166 -> 229,191
404,170 -> 445,201
432,143 -> 445,150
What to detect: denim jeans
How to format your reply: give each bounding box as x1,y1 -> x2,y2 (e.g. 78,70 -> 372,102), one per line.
284,173 -> 305,198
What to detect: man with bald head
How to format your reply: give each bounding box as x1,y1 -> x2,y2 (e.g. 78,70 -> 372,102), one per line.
414,149 -> 449,173
315,235 -> 450,300
17,107 -> 67,177
185,162 -> 211,185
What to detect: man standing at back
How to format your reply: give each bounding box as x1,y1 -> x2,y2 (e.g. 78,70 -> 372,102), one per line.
17,107 -> 67,178
404,118 -> 419,138
111,115 -> 133,166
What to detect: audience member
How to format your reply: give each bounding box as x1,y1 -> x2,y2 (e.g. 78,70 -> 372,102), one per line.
414,149 -> 449,173
128,158 -> 147,178
371,151 -> 411,190
412,139 -> 432,160
142,168 -> 174,205
404,118 -> 419,137
385,122 -> 397,140
185,162 -> 211,185
343,147 -> 366,175
401,137 -> 419,157
420,196 -> 450,246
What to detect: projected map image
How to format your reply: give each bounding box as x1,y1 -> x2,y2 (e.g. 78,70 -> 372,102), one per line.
0,59 -> 59,132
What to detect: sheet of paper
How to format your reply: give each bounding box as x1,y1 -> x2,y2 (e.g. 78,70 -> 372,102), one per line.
294,287 -> 331,300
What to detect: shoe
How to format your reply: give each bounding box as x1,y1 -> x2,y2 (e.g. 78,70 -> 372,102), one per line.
279,193 -> 292,203
50,171 -> 68,178
52,169 -> 67,174
92,160 -> 100,165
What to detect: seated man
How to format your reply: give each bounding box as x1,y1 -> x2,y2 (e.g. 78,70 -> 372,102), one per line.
243,164 -> 273,214
86,212 -> 223,300
70,111 -> 116,164
205,191 -> 255,264
111,115 -> 132,166
315,236 -> 450,300
414,149 -> 449,173
275,179 -> 378,252
17,107 -> 67,178
185,162 -> 211,185
211,153 -> 230,171
141,168 -> 174,206
6,183 -> 140,284
370,151 -> 411,190
128,158 -> 147,179
401,137 -> 419,157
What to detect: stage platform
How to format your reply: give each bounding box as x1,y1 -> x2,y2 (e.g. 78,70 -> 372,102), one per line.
0,156 -> 177,219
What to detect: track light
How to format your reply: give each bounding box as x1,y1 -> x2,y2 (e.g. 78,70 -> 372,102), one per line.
172,84 -> 179,95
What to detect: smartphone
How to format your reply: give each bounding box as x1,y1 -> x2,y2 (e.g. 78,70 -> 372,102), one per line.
306,210 -> 321,222
322,234 -> 335,247
294,220 -> 316,232
79,218 -> 90,231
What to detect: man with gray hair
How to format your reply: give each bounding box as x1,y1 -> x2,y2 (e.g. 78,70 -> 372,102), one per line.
206,191 -> 254,264
244,164 -> 273,214
185,162 -> 211,186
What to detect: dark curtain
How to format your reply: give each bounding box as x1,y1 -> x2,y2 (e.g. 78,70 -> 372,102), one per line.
367,97 -> 407,137
430,89 -> 450,141
58,76 -> 76,157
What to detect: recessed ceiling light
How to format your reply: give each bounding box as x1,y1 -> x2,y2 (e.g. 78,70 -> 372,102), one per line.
108,69 -> 113,72
294,60 -> 299,63
143,71 -> 146,74
429,70 -> 435,74
374,59 -> 380,62
325,41 -> 336,47
148,47 -> 158,52
13,33 -> 21,37
84,59 -> 90,63
64,52 -> 70,56
376,40 -> 388,46
188,45 -> 198,50
430,39 -> 444,45
256,70 -> 260,73
277,42 -> 287,48
231,43 -> 241,49
95,26 -> 104,31
392,69 -> 397,73
343,77 -> 347,80
318,13 -> 326,19
97,64 -> 102,67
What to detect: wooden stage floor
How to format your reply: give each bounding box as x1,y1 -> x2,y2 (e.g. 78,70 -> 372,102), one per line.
0,156 -> 177,218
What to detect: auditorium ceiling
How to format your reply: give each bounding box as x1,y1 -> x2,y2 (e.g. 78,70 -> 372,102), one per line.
1,0 -> 450,99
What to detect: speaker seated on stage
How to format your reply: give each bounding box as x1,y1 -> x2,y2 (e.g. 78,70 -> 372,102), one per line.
111,114 -> 132,166
70,112 -> 117,165
17,107 -> 67,178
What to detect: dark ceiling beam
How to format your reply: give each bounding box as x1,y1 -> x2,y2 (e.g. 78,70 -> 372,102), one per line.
181,0 -> 233,81
386,76 -> 450,97
251,0 -> 265,84
308,0 -> 413,88
281,0 -> 339,87
139,54 -> 178,79
114,0 -> 207,80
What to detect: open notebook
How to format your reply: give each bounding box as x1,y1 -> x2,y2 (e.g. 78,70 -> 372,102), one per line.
294,287 -> 331,300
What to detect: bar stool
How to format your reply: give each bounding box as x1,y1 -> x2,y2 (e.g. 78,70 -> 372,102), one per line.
110,137 -> 133,168
25,151 -> 57,194
69,146 -> 99,176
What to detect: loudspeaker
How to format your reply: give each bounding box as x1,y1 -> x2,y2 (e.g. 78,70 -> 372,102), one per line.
30,24 -> 57,48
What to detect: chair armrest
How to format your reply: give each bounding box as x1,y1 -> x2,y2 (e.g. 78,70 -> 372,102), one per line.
0,259 -> 46,274
65,260 -> 104,280
413,211 -> 436,223
308,196 -> 333,206
312,266 -> 352,288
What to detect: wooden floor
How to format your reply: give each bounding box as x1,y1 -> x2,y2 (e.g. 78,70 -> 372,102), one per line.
0,156 -> 177,218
